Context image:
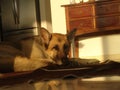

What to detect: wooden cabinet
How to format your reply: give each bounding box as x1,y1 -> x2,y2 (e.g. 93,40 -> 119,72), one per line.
62,0 -> 120,37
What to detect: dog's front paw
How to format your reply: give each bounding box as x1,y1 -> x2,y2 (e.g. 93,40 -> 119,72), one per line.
30,59 -> 56,70
42,59 -> 56,64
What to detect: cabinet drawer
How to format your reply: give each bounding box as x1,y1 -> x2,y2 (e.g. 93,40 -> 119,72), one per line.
70,18 -> 94,30
95,3 -> 120,15
68,5 -> 93,19
96,16 -> 120,28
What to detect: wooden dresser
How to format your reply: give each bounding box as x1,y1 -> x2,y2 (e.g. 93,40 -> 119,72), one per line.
62,0 -> 120,57
62,0 -> 120,37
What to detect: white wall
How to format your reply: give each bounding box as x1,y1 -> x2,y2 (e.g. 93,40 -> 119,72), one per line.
79,35 -> 120,62
40,0 -> 120,62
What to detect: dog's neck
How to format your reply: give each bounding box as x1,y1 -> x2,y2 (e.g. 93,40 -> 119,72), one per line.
20,37 -> 50,59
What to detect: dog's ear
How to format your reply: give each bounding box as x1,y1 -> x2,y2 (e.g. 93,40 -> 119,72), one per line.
67,28 -> 77,43
40,27 -> 52,47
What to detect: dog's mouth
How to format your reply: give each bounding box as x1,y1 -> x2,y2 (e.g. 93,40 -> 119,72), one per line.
49,55 -> 62,65
51,55 -> 68,65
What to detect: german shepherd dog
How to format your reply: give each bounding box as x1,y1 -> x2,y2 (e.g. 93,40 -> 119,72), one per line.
0,28 -> 76,72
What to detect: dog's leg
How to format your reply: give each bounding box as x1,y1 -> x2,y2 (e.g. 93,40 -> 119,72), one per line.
14,56 -> 55,72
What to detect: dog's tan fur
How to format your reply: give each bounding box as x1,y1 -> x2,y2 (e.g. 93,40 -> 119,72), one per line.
0,28 -> 76,72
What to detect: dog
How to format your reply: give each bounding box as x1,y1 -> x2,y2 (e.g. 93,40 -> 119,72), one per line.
0,28 -> 76,72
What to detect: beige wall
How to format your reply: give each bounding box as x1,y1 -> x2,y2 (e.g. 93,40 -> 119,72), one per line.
50,0 -> 70,34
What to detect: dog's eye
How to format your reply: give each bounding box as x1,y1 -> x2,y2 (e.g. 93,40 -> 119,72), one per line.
64,44 -> 69,49
64,44 -> 70,54
52,45 -> 59,51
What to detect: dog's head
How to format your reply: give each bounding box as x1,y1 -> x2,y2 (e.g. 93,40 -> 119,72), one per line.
40,28 -> 76,64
